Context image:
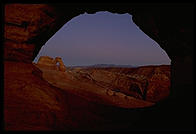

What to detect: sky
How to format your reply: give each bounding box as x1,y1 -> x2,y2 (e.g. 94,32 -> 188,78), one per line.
33,11 -> 171,66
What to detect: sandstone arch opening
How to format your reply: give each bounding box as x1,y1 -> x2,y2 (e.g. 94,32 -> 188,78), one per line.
33,11 -> 171,67
56,62 -> 60,66
4,4 -> 193,131
33,11 -> 171,106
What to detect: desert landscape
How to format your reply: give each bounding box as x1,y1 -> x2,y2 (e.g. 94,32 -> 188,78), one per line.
35,56 -> 170,108
4,56 -> 170,130
4,3 -> 193,131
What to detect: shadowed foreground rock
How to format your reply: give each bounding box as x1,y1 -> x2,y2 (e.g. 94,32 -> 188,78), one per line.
4,61 -> 153,130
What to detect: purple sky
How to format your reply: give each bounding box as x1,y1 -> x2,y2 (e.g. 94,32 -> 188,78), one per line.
33,11 -> 171,66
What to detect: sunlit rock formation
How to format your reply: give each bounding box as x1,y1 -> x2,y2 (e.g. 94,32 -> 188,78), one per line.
37,56 -> 56,70
70,65 -> 170,102
55,57 -> 66,72
34,57 -> 155,108
37,56 -> 66,72
34,56 -> 170,104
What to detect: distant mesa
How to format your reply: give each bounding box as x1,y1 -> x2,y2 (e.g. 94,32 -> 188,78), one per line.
88,64 -> 137,68
68,64 -> 137,69
37,56 -> 66,72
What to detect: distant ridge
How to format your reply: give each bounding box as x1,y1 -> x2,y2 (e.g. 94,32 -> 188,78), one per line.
68,64 -> 137,68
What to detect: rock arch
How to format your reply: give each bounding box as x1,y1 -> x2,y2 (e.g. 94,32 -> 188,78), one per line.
37,56 -> 66,72
4,3 -> 193,83
54,57 -> 66,72
4,3 -> 193,130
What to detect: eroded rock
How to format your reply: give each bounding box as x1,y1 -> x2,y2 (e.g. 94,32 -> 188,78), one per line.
36,56 -> 66,72
55,57 -> 66,72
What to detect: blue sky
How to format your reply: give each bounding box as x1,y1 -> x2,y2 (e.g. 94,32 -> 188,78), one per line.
33,11 -> 171,66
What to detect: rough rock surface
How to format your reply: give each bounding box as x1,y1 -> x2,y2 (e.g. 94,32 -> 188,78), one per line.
4,61 -> 153,130
4,61 -> 69,130
70,65 -> 170,102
